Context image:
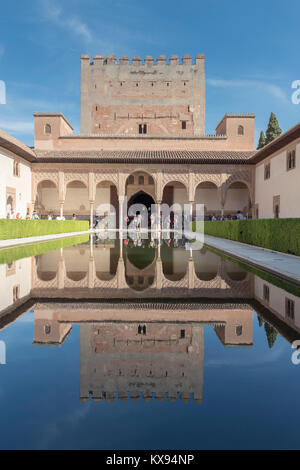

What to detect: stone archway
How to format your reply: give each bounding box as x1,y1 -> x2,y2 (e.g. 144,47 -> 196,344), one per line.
224,181 -> 252,218
195,181 -> 221,218
35,180 -> 59,218
65,180 -> 89,219
162,180 -> 188,207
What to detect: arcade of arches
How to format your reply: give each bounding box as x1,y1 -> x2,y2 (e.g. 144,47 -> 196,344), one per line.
32,166 -> 254,226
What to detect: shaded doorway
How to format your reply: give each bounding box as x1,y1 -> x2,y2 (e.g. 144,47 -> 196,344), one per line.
127,191 -> 155,228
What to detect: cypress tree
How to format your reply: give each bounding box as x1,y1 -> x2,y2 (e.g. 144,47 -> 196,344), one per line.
265,112 -> 282,144
264,322 -> 278,349
257,315 -> 264,327
257,131 -> 266,149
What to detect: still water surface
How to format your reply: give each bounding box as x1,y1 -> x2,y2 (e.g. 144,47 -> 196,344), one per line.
0,233 -> 299,450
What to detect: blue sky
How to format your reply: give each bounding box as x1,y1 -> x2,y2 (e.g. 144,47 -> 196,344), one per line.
0,0 -> 299,146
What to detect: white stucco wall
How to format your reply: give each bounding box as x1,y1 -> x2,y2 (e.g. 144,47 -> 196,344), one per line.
0,149 -> 32,219
254,276 -> 300,330
255,141 -> 300,218
0,258 -> 32,314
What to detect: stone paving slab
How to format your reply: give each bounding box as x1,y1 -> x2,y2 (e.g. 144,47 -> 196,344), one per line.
0,231 -> 90,249
201,234 -> 300,285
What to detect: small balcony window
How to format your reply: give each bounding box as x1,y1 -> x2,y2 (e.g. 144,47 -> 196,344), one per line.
238,125 -> 244,136
263,284 -> 270,302
13,161 -> 20,177
264,163 -> 271,180
44,124 -> 52,136
236,325 -> 243,337
286,298 -> 295,320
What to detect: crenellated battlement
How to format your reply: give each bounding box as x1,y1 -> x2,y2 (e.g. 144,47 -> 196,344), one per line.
81,53 -> 205,66
80,391 -> 202,404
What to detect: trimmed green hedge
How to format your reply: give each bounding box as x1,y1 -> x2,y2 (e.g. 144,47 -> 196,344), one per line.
0,235 -> 89,265
0,219 -> 89,241
195,219 -> 300,256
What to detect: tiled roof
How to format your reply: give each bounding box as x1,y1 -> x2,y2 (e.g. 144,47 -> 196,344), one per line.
0,129 -> 36,162
35,150 -> 255,164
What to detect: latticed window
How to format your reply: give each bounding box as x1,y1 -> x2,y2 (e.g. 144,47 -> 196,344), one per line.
287,149 -> 296,170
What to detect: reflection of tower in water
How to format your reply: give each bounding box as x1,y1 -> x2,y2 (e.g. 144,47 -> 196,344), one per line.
80,322 -> 204,404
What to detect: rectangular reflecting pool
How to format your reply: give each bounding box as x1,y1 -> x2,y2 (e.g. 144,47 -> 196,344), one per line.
0,233 -> 300,450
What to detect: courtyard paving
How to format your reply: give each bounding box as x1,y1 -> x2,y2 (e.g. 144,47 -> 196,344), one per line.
200,234 -> 300,285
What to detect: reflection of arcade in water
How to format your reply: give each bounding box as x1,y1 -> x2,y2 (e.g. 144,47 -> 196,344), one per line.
1,236 -> 300,404
31,235 -> 252,299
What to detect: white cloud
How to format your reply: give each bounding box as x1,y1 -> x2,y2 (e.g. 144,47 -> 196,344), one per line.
207,78 -> 288,103
0,119 -> 33,135
40,0 -> 93,43
206,342 -> 286,368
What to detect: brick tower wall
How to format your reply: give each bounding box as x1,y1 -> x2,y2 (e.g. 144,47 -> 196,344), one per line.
81,54 -> 205,136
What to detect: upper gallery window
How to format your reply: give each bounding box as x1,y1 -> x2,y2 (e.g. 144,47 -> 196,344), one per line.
44,124 -> 52,136
287,149 -> 296,170
238,125 -> 244,136
139,124 -> 147,135
182,121 -> 187,130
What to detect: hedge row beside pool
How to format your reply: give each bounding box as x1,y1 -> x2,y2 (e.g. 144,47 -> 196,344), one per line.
0,220 -> 89,240
195,219 -> 300,256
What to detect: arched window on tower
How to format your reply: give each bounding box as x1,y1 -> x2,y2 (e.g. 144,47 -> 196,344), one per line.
45,124 -> 52,136
238,125 -> 244,136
